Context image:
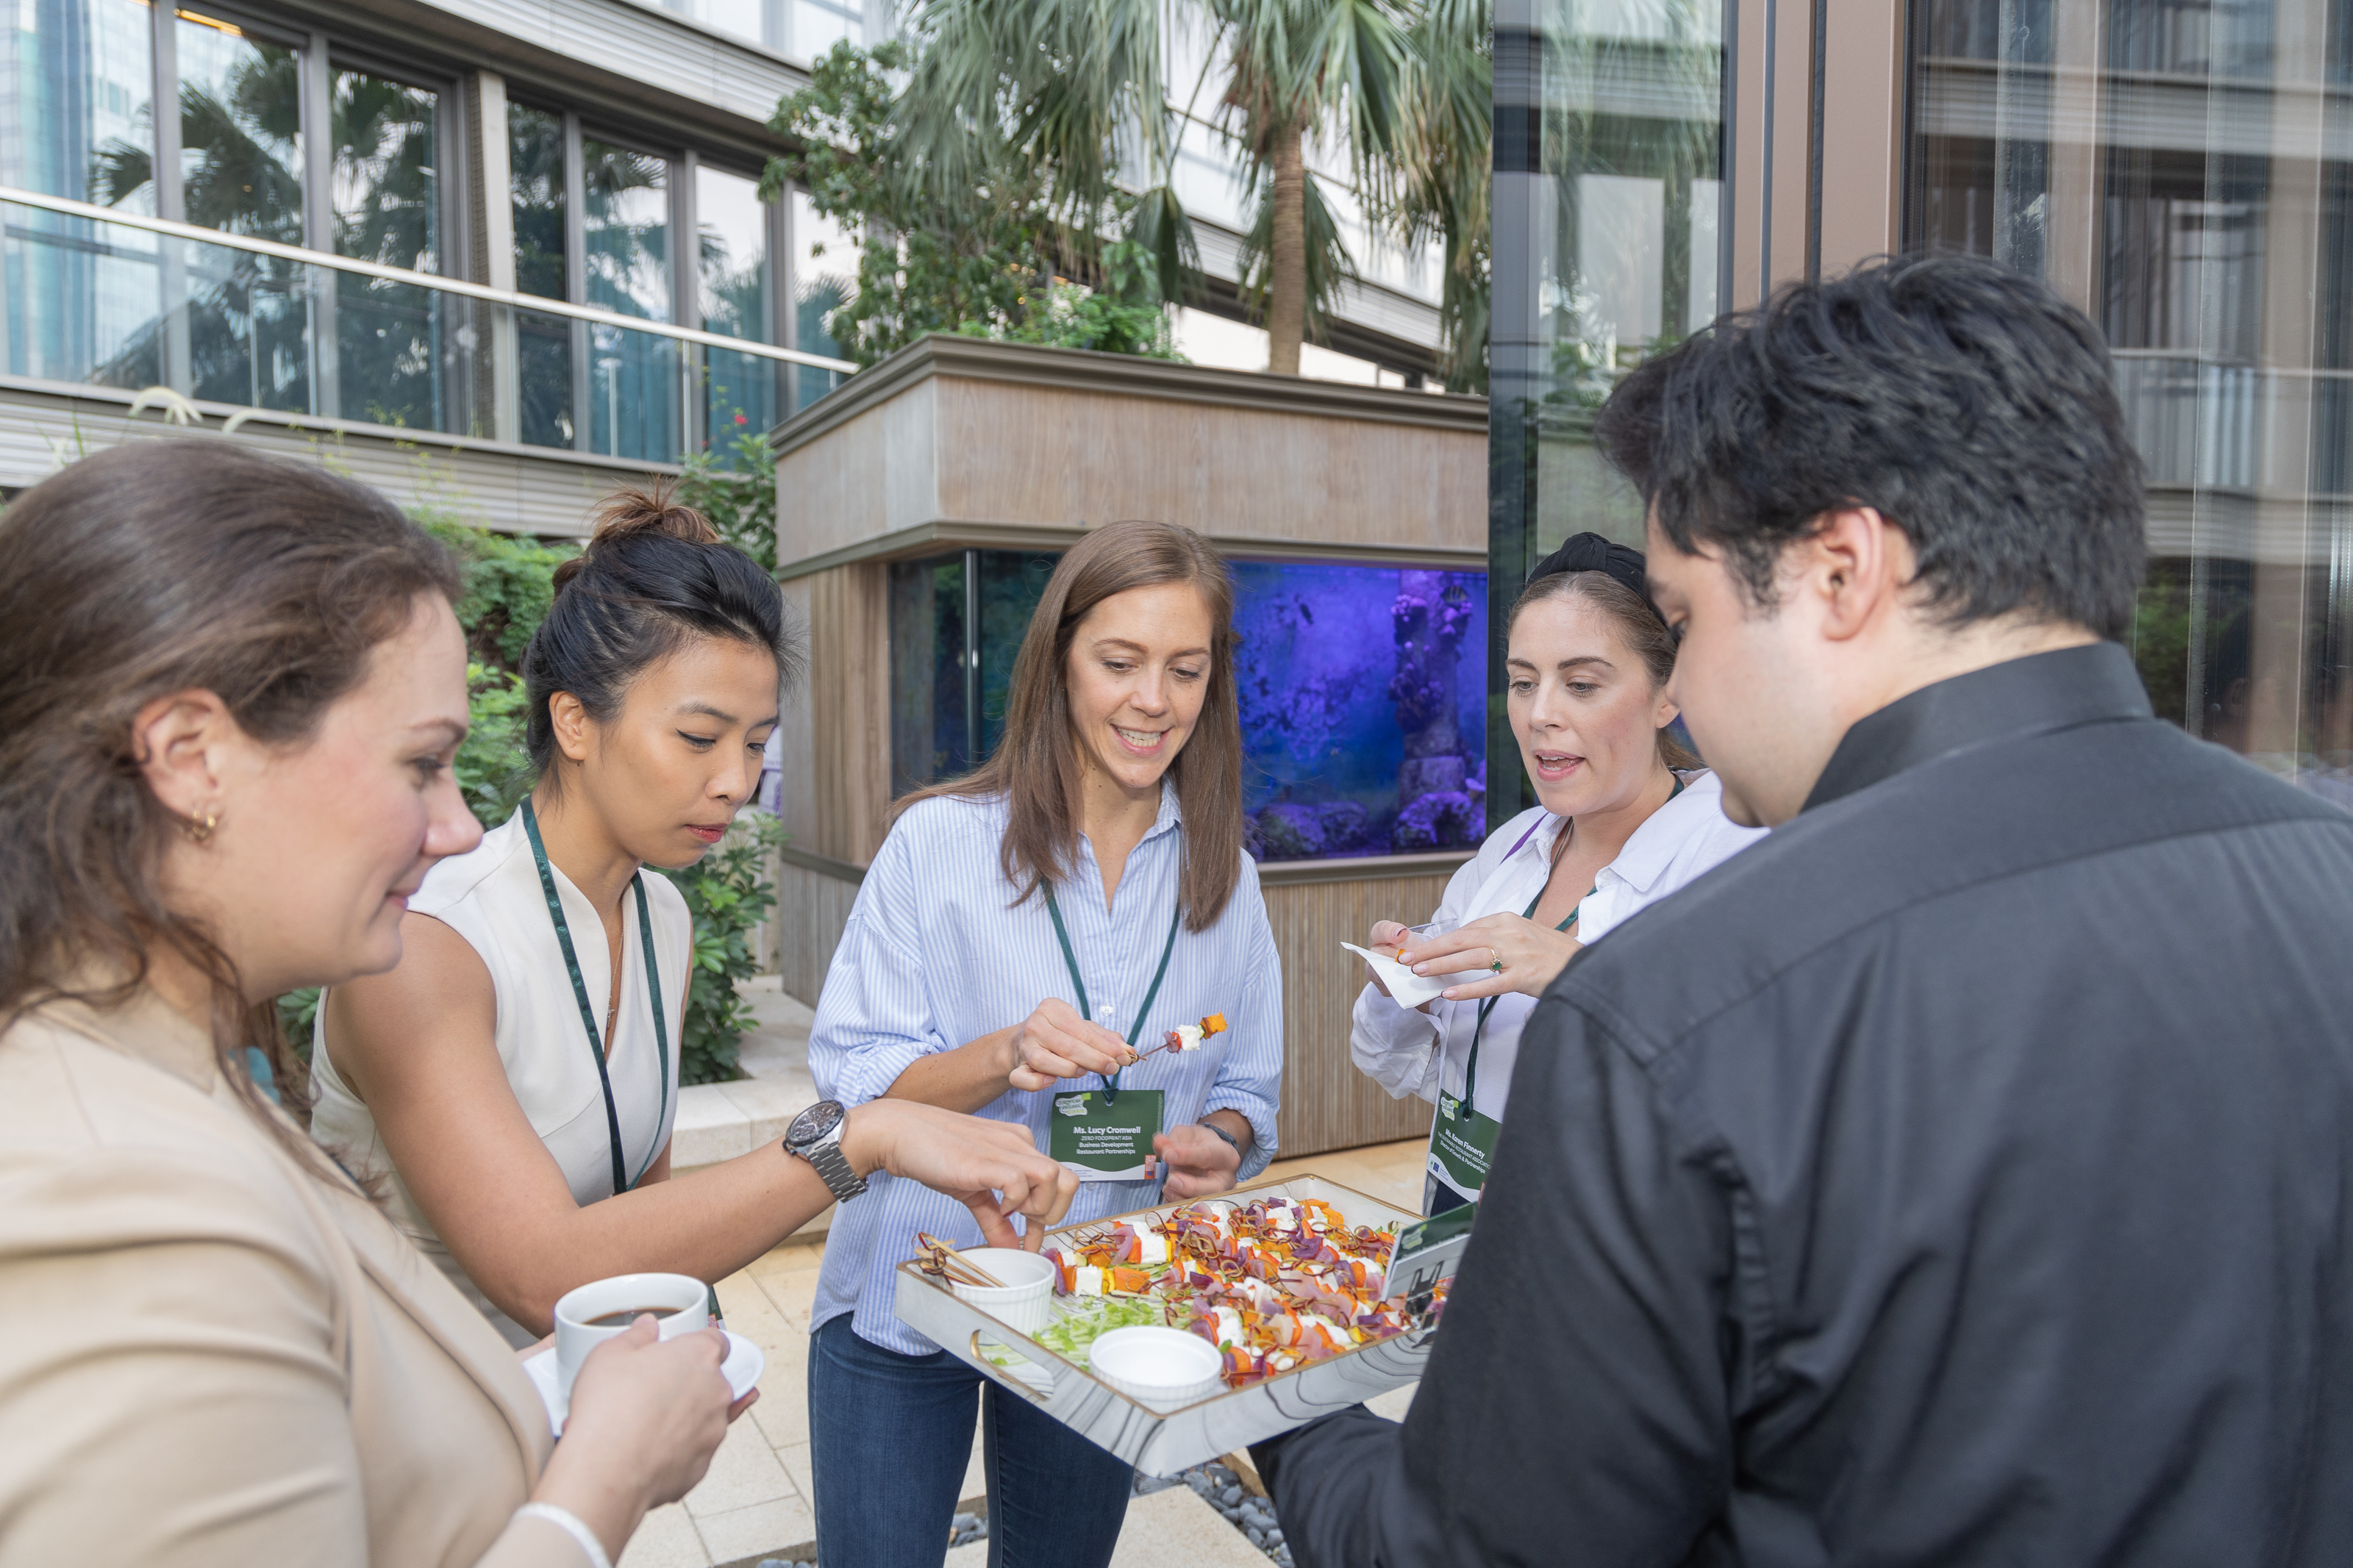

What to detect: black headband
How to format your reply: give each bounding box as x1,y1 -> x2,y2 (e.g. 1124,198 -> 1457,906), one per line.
1525,531 -> 1667,626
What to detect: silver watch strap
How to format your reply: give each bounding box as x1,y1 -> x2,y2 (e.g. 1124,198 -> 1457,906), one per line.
796,1131 -> 868,1203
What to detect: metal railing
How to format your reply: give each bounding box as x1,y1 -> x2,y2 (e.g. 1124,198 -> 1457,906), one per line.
1,185 -> 856,461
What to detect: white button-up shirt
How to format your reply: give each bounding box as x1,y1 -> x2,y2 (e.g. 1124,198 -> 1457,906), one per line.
811,785 -> 1284,1355
1351,770 -> 1765,1125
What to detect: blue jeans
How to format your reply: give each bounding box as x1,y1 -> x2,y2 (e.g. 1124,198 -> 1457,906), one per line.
808,1314 -> 1132,1568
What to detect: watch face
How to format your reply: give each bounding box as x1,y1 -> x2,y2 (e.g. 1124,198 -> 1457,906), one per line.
788,1099 -> 843,1148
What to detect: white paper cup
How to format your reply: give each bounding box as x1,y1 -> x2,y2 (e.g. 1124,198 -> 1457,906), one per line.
946,1248 -> 1057,1334
554,1271 -> 710,1396
1088,1325 -> 1224,1406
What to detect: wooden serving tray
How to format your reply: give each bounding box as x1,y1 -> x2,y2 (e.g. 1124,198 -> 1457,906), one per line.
892,1174 -> 1438,1475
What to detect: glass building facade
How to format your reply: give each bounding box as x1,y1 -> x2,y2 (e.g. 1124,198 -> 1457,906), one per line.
1,0 -> 852,466
1911,0 -> 2353,799
1493,0 -> 2353,822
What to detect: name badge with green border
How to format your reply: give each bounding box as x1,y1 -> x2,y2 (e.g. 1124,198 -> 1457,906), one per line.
1049,1089 -> 1165,1181
1428,1089 -> 1499,1201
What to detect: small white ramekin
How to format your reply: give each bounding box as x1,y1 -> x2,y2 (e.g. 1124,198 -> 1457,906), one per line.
948,1247 -> 1057,1333
1087,1325 -> 1225,1406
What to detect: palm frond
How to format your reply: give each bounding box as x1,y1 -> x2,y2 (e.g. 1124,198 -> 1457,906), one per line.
1235,167 -> 1356,343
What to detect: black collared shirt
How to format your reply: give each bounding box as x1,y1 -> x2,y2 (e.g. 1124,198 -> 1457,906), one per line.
1258,644 -> 2353,1567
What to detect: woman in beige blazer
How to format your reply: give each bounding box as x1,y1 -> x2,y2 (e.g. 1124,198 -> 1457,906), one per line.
0,444 -> 1075,1568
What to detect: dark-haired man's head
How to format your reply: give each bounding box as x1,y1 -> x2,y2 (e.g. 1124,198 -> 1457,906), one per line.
1596,254 -> 2148,826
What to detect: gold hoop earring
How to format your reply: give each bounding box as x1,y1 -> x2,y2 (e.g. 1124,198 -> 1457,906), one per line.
183,805 -> 221,845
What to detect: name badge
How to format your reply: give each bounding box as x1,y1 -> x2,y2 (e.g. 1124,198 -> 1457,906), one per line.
1049,1089 -> 1165,1181
1428,1089 -> 1500,1202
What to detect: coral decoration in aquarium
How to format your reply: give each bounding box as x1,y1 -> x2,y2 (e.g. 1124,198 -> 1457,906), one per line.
1230,562 -> 1487,861
889,551 -> 1487,862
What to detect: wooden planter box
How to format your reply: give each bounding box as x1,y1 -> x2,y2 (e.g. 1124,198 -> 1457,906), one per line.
768,336 -> 1488,1158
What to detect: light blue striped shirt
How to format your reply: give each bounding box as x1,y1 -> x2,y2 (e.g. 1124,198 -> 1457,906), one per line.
810,784 -> 1283,1355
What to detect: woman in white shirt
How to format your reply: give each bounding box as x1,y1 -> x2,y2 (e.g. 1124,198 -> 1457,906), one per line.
1353,533 -> 1764,1214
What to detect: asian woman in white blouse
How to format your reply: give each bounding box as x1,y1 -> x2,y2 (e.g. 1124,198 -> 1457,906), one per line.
1352,533 -> 1765,1214
312,487 -> 1075,1346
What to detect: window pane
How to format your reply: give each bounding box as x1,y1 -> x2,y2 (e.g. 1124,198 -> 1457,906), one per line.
333,70 -> 435,269
509,105 -> 569,446
174,12 -> 302,245
889,553 -> 969,794
332,69 -> 440,427
1,0 -> 163,383
4,0 -> 154,209
697,162 -> 775,459
582,136 -> 675,459
976,551 -> 1062,758
790,185 -> 856,409
171,15 -> 307,411
1909,0 -> 2353,801
583,137 -> 668,322
510,104 -> 566,301
676,0 -> 772,49
790,0 -> 861,62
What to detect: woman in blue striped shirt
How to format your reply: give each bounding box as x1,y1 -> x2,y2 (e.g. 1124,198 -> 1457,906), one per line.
807,520 -> 1284,1568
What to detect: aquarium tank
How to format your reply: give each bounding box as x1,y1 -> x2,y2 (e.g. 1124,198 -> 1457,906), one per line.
888,551 -> 1488,860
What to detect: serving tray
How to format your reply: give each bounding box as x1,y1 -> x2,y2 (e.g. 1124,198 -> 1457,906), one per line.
893,1174 -> 1441,1475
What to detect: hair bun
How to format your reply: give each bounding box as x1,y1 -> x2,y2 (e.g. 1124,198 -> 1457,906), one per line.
588,480 -> 721,548
554,481 -> 721,593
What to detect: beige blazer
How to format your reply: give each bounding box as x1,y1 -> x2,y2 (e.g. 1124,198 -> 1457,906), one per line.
0,989 -> 586,1568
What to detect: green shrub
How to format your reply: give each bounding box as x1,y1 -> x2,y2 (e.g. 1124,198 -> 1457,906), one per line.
673,813 -> 789,1086
675,430 -> 778,571
456,662 -> 535,821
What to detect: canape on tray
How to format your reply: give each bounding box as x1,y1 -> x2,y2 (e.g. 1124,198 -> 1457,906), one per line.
1035,1198 -> 1446,1387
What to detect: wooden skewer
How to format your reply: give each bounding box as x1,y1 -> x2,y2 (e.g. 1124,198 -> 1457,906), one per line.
916,1232 -> 1007,1289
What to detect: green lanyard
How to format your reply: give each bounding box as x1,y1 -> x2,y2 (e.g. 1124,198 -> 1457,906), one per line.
1456,775 -> 1685,1116
522,800 -> 670,1198
1043,888 -> 1181,1105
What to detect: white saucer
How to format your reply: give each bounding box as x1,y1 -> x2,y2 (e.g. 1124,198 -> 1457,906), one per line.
521,1330 -> 765,1436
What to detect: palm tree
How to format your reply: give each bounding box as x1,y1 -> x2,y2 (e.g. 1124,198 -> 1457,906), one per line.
894,0 -> 1477,379
1386,0 -> 1490,392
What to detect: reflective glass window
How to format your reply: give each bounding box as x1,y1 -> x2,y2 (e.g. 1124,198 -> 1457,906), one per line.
174,11 -> 301,243
790,185 -> 855,409
888,552 -> 971,795
676,0 -> 770,49
1486,0 -> 1726,826
332,68 -> 441,428
174,11 -> 307,412
582,134 -> 677,460
790,0 -> 861,62
510,103 -> 571,448
1910,0 -> 2353,801
697,162 -> 775,460
1,0 -> 161,384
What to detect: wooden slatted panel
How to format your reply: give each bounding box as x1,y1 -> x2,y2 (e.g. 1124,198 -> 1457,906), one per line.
1261,871 -> 1450,1159
774,861 -> 862,1008
804,560 -> 893,864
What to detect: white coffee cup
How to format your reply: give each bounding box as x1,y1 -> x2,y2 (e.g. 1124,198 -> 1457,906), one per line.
553,1271 -> 710,1396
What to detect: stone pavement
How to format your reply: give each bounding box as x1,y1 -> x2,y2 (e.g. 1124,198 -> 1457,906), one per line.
618,1134 -> 1431,1568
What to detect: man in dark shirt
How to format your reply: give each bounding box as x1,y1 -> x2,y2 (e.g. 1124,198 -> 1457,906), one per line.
1256,256 -> 2353,1566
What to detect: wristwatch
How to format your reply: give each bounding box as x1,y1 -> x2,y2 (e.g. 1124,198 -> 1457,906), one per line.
783,1099 -> 868,1203
1197,1120 -> 1244,1159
